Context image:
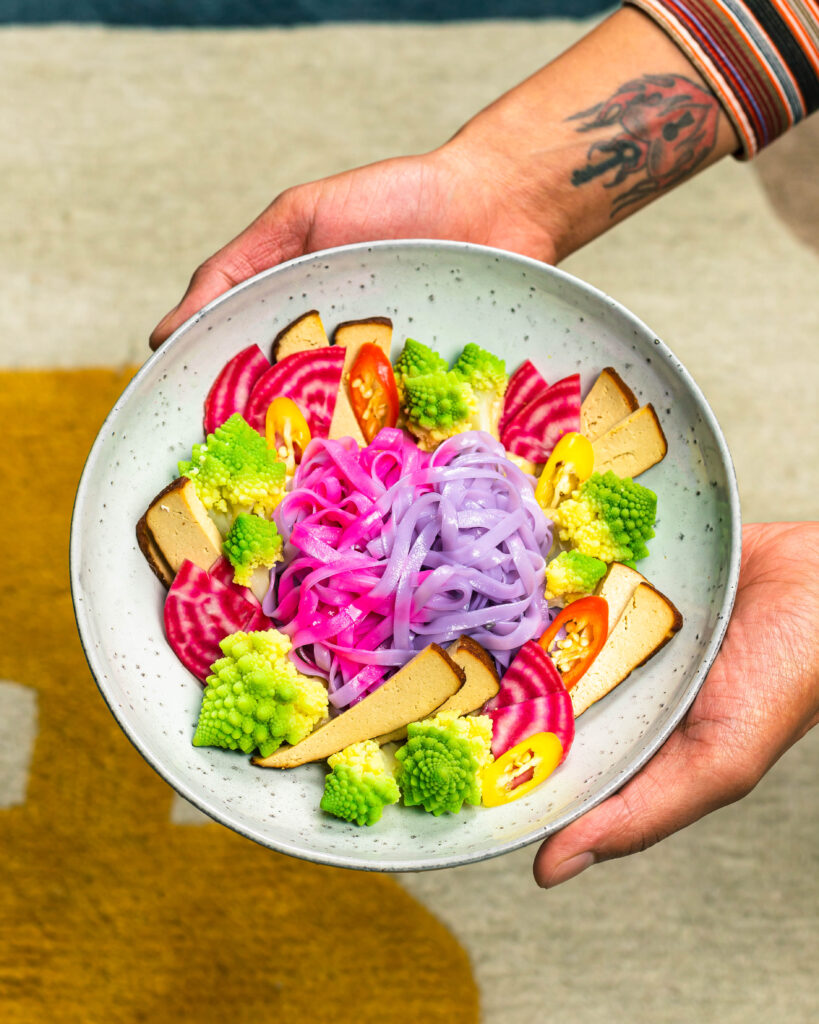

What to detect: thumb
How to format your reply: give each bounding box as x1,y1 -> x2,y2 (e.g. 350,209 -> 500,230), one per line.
149,189 -> 313,349
532,724 -> 755,888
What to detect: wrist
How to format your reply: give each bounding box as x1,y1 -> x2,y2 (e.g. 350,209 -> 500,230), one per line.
440,7 -> 740,264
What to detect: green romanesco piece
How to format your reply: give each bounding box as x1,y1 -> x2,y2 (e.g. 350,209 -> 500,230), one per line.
550,470 -> 657,565
223,513 -> 283,587
393,338 -> 448,403
451,343 -> 508,437
545,549 -> 608,601
179,413 -> 286,520
395,711 -> 493,816
193,630 -> 328,759
401,370 -> 477,451
320,741 -> 400,826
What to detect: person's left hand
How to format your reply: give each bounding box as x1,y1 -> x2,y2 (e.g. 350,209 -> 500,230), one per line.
533,521 -> 819,888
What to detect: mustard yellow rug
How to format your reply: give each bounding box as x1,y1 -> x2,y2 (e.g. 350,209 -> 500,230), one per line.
0,368 -> 479,1024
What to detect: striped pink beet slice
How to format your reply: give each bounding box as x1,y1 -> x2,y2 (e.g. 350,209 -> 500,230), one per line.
203,344 -> 270,435
207,555 -> 263,609
163,560 -> 271,684
500,373 -> 581,463
244,347 -> 346,438
483,641 -> 563,711
498,360 -> 548,436
486,693 -> 575,762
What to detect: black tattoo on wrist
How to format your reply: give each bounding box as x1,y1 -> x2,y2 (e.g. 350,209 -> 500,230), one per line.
567,74 -> 720,216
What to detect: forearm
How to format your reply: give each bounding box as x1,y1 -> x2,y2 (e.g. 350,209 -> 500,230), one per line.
444,7 -> 741,262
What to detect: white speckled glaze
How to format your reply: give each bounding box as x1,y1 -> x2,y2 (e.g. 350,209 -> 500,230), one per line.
70,241 -> 740,872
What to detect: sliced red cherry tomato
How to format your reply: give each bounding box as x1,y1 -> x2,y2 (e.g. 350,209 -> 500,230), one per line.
348,343 -> 400,443
537,594 -> 608,689
481,732 -> 563,806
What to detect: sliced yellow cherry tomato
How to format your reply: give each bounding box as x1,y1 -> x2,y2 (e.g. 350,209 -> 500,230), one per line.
481,732 -> 563,807
265,397 -> 311,474
534,431 -> 594,509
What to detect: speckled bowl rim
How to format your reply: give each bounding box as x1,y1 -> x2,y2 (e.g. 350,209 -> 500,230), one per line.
70,239 -> 742,872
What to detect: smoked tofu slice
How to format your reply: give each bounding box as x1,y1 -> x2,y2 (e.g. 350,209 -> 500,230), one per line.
271,310 -> 330,362
135,518 -> 174,586
136,478 -> 223,584
328,317 -> 393,445
591,404 -> 668,479
596,562 -> 648,633
570,582 -> 683,717
581,367 -> 639,442
254,644 -> 464,768
376,636 -> 500,745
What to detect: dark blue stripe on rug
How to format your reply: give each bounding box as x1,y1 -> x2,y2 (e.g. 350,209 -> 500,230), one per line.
0,0 -> 613,26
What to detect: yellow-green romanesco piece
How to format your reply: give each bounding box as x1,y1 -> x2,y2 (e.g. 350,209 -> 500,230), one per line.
193,630 -> 328,759
320,741 -> 400,826
451,342 -> 508,437
393,338 -> 448,404
550,470 -> 657,565
545,549 -> 607,601
179,413 -> 286,520
395,711 -> 494,816
402,370 -> 477,452
223,513 -> 283,587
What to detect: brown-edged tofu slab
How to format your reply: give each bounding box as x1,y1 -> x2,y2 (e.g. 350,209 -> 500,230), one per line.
136,515 -> 174,586
254,643 -> 464,767
591,404 -> 668,479
328,317 -> 393,445
581,367 -> 639,442
376,635 -> 500,744
271,310 -> 329,362
596,562 -> 649,633
570,582 -> 683,717
137,478 -> 222,584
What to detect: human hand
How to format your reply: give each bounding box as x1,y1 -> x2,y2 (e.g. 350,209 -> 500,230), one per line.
149,143 -> 557,348
534,521 -> 819,888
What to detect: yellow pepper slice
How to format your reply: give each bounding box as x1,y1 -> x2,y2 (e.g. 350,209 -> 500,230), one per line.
265,397 -> 311,475
481,732 -> 563,807
534,432 -> 594,509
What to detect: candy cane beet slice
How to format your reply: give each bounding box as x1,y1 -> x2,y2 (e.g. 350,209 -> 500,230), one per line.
244,347 -> 346,438
163,560 -> 271,683
485,694 -> 575,761
498,360 -> 548,436
203,344 -> 270,435
483,641 -> 564,710
500,373 -> 581,463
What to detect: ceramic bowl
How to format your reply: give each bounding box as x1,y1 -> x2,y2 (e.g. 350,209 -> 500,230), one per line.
70,240 -> 740,871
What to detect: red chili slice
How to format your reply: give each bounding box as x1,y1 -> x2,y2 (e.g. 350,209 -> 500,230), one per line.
538,595 -> 608,689
348,343 -> 400,443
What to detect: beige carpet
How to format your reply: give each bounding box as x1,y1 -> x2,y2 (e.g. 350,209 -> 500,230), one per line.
4,22 -> 818,1024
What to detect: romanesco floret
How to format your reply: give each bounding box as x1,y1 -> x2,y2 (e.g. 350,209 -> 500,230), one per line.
401,371 -> 476,451
393,338 -> 448,403
545,549 -> 608,601
223,513 -> 283,587
452,343 -> 509,437
320,741 -> 400,826
193,630 -> 328,758
550,470 -> 657,564
395,711 -> 494,816
179,413 -> 286,521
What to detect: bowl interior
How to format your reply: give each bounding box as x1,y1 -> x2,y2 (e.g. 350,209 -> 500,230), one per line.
71,241 -> 739,871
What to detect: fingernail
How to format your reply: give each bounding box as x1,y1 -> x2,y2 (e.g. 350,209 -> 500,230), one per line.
540,851 -> 596,888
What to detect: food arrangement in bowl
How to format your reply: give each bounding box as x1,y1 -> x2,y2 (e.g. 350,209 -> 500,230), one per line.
136,306 -> 683,827
71,240 -> 739,871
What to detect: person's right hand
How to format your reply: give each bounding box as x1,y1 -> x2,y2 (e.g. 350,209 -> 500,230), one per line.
149,144 -> 558,348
